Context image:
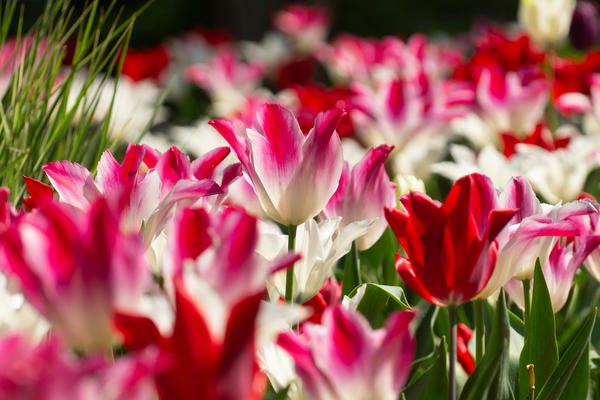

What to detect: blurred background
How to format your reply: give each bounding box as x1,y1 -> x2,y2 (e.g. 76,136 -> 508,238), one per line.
18,0 -> 521,45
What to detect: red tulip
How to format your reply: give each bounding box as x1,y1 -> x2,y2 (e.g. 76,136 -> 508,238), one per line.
384,173 -> 517,307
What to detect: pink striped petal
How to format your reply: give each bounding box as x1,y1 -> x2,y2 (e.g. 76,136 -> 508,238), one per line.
43,161 -> 100,209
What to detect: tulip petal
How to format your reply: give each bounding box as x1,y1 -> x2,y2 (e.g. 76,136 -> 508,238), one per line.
43,161 -> 100,209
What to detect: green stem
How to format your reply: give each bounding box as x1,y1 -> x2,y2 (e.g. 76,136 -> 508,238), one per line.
474,298 -> 484,364
341,240 -> 361,297
285,225 -> 297,303
523,279 -> 531,342
448,305 -> 457,400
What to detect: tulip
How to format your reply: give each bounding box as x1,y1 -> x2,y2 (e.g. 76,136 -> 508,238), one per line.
259,217 -> 371,303
385,173 -> 516,307
116,278 -> 265,400
165,206 -> 300,336
475,67 -> 548,139
0,199 -> 150,352
273,4 -> 330,53
457,323 -> 475,375
0,187 -> 21,229
385,173 -> 516,399
121,45 -> 170,83
478,177 -> 592,297
569,2 -> 600,51
22,177 -> 54,211
431,144 -> 519,189
210,103 -> 344,226
562,200 -> 600,282
519,0 -> 577,45
116,205 -> 298,400
277,306 -> 415,400
186,47 -> 264,116
0,334 -> 158,399
505,235 -> 600,312
322,145 -> 396,250
42,144 -> 228,242
513,135 -> 600,203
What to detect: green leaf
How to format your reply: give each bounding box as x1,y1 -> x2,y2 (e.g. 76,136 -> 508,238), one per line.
413,303 -> 439,361
536,308 -> 597,400
508,310 -> 525,336
403,337 -> 448,399
459,290 -> 513,400
518,260 -> 559,399
341,241 -> 360,297
359,227 -> 399,285
347,283 -> 409,327
558,343 -> 589,400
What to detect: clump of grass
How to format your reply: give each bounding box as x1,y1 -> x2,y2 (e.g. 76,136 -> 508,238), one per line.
0,0 -> 151,203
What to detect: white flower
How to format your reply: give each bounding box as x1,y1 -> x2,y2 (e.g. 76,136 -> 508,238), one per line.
258,217 -> 372,303
519,0 -> 577,45
0,273 -> 49,341
69,73 -> 167,143
512,135 -> 600,202
431,144 -> 519,188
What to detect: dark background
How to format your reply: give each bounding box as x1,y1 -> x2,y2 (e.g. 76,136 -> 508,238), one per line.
18,0 -> 521,47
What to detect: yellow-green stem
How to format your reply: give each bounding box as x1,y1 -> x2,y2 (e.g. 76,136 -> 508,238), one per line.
285,225 -> 297,303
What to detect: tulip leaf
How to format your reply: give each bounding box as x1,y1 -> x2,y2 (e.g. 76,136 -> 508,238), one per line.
348,283 -> 409,327
518,260 -> 559,400
359,227 -> 399,285
414,303 -> 439,361
402,337 -> 448,399
341,241 -> 361,297
507,310 -> 524,336
536,308 -> 597,400
558,342 -> 589,400
459,290 -> 513,400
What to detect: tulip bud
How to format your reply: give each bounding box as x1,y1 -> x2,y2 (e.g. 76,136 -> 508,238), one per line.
394,174 -> 425,208
519,0 -> 577,45
569,1 -> 599,51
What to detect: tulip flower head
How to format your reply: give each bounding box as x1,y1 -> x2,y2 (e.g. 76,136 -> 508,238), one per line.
278,306 -> 416,400
385,173 -> 517,307
0,199 -> 150,352
322,144 -> 396,251
210,103 -> 344,226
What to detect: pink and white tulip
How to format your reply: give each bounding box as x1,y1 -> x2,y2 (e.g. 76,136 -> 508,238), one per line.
210,103 -> 344,226
477,67 -> 547,140
277,306 -> 416,400
352,74 -> 472,150
186,47 -> 264,116
564,200 -> 600,282
478,177 -> 593,297
273,4 -> 330,53
0,199 -> 150,352
506,235 -> 600,312
42,144 -> 229,243
0,334 -> 158,400
166,206 -> 300,336
322,145 -> 396,250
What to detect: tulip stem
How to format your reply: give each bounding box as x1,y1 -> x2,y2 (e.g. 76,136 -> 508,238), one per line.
474,299 -> 484,364
448,305 -> 457,400
341,240 -> 361,297
285,225 -> 297,303
523,279 -> 531,342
